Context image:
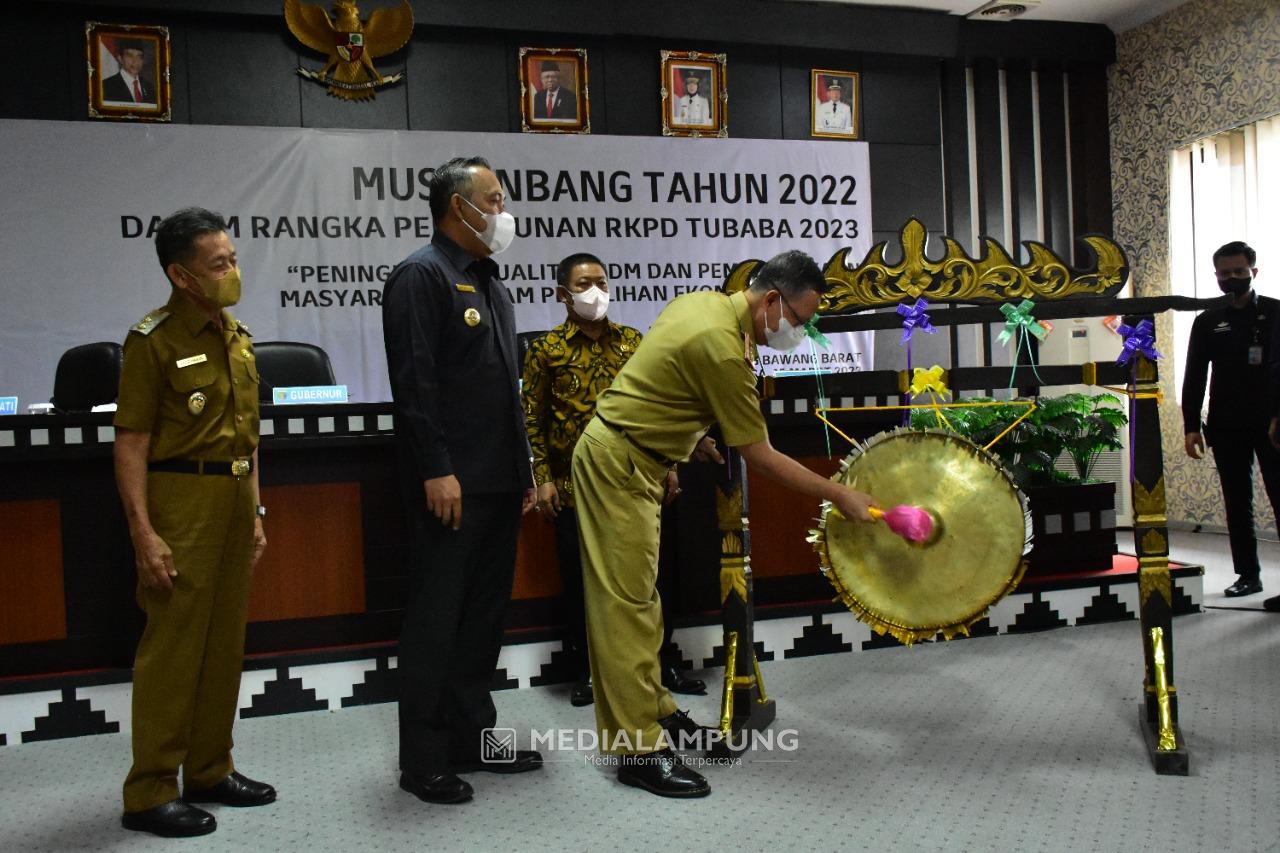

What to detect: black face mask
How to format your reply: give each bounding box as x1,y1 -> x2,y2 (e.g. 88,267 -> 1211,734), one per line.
1218,276 -> 1252,297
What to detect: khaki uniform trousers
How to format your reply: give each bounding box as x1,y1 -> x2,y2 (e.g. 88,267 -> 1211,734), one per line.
571,418 -> 678,755
123,470 -> 256,812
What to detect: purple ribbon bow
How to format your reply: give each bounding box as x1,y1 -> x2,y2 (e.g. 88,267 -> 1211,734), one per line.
1116,319 -> 1161,365
897,298 -> 936,345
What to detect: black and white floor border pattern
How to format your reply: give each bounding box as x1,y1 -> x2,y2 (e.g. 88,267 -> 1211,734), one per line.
0,573 -> 1202,747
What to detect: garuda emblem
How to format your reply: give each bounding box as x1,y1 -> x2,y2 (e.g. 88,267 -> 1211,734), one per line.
285,0 -> 413,101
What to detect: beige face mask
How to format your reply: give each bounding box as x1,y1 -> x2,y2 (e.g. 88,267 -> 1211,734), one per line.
181,265 -> 241,307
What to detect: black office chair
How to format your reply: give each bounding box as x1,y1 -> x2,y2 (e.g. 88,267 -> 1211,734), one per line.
254,341 -> 337,403
516,330 -> 549,363
50,341 -> 123,412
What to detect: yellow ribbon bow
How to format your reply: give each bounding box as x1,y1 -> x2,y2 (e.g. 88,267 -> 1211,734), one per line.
909,365 -> 951,399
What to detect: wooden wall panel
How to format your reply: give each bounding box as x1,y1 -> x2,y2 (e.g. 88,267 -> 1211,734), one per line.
940,59 -> 973,246
972,61 -> 1005,244
1067,64 -> 1114,250
186,21 -> 301,127
248,483 -> 366,622
747,455 -> 841,580
0,500 -> 67,644
869,143 -> 945,232
1037,68 -> 1072,255
861,55 -> 942,146
1005,66 -> 1038,248
513,510 -> 562,600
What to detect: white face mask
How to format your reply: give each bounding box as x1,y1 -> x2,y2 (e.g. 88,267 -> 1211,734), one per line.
569,285 -> 609,322
763,294 -> 808,351
460,196 -> 516,255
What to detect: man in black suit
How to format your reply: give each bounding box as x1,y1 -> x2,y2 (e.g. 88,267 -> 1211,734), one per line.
1184,240 -> 1277,600
101,40 -> 156,105
382,156 -> 540,805
532,60 -> 577,120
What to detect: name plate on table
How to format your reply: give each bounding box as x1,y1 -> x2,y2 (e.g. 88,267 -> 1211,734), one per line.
272,385 -> 349,405
0,397 -> 16,415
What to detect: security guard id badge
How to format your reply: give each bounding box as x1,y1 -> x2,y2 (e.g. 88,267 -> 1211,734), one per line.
1249,345 -> 1264,365
272,385 -> 349,405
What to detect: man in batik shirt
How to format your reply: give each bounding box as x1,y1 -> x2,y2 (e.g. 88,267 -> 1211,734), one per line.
522,252 -> 707,707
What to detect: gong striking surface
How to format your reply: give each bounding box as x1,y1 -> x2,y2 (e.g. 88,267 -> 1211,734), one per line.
810,429 -> 1029,645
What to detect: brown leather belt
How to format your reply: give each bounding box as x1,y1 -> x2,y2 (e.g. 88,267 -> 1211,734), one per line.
148,458 -> 253,477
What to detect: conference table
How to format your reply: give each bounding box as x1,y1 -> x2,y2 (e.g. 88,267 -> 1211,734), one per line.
0,399 -> 881,680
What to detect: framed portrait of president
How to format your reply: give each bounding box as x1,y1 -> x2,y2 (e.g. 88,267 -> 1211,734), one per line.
519,48 -> 590,134
660,50 -> 727,138
810,69 -> 860,139
86,22 -> 171,122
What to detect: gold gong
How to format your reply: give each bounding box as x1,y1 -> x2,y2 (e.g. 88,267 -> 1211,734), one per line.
809,429 -> 1030,645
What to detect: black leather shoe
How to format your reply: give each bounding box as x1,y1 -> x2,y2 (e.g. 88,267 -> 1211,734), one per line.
659,709 -> 714,750
661,665 -> 707,695
399,772 -> 473,804
1224,578 -> 1263,597
184,771 -> 276,807
570,678 -> 594,707
122,800 -> 216,838
452,749 -> 543,774
618,748 -> 710,798
1263,594 -> 1280,612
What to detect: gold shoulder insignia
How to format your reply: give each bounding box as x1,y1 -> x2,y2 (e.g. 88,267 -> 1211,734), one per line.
129,307 -> 171,336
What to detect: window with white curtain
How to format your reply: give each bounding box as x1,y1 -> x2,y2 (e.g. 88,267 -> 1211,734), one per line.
1169,113 -> 1280,400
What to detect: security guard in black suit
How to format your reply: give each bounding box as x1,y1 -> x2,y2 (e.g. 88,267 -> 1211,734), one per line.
1183,240 -> 1278,599
382,157 -> 540,806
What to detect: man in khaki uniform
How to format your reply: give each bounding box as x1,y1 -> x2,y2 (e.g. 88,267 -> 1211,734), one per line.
114,208 -> 273,838
572,250 -> 877,798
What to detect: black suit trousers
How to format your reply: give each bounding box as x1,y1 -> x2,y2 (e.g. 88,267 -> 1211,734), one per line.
398,491 -> 522,775
1210,428 -> 1280,580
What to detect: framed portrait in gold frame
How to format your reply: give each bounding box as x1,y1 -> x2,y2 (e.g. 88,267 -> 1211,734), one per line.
519,47 -> 590,134
660,51 -> 727,138
810,69 -> 860,139
86,22 -> 171,122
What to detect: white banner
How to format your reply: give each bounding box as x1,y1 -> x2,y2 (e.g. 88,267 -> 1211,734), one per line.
0,119 -> 873,406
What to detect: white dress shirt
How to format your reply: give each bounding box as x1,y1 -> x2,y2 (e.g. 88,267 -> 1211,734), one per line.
677,93 -> 711,126
817,100 -> 852,132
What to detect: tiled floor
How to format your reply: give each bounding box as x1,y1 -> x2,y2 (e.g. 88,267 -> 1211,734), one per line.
0,529 -> 1276,852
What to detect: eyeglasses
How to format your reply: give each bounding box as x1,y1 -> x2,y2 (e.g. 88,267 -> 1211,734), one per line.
777,291 -> 816,326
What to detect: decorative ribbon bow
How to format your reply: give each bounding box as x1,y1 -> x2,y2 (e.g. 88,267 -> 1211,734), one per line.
803,313 -> 831,349
897,298 -> 936,344
997,300 -> 1048,346
997,299 -> 1047,387
1116,319 -> 1161,365
909,365 -> 951,399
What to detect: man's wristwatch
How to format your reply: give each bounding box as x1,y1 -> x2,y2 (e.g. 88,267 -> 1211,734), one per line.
255,504 -> 267,519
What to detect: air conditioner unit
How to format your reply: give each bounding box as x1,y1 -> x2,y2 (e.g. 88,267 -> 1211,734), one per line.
966,0 -> 1042,20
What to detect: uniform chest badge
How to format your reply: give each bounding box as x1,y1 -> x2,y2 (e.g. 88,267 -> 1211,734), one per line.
188,391 -> 207,415
464,308 -> 481,327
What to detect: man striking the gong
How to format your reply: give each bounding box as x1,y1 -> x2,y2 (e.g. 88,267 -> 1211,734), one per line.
572,249 -> 877,798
